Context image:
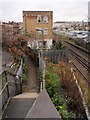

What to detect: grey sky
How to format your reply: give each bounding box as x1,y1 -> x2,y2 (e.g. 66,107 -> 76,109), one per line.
0,0 -> 89,22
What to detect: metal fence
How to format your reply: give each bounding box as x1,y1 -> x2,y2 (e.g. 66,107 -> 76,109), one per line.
43,49 -> 69,64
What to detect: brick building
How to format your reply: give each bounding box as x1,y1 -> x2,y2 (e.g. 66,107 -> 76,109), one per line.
2,21 -> 22,35
1,23 -> 13,41
23,11 -> 53,49
1,21 -> 23,49
10,21 -> 19,34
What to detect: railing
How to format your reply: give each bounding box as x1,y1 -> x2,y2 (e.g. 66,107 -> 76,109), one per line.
0,58 -> 23,116
0,70 -> 9,116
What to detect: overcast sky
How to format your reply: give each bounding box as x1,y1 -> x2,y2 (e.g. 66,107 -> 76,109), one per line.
0,0 -> 89,22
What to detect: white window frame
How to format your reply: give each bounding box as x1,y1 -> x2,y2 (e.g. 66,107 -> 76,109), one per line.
43,16 -> 48,24
37,15 -> 42,23
43,28 -> 48,35
36,28 -> 43,35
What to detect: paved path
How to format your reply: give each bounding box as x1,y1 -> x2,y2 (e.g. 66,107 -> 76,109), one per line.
23,56 -> 38,93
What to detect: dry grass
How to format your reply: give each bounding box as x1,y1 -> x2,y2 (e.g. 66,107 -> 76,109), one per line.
46,60 -> 87,117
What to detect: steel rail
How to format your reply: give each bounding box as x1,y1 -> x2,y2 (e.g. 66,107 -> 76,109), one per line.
69,49 -> 90,71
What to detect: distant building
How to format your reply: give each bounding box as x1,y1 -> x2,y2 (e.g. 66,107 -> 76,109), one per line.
1,23 -> 13,45
23,11 -> 53,49
53,21 -> 74,31
2,21 -> 21,35
1,23 -> 13,36
53,21 -> 88,32
1,21 -> 23,46
10,22 -> 19,34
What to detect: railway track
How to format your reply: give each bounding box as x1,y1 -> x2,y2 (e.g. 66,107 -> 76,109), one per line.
65,41 -> 90,83
69,49 -> 90,72
69,54 -> 90,84
65,41 -> 90,55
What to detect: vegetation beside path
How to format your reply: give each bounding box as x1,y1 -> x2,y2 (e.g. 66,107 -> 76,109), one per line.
45,62 -> 87,119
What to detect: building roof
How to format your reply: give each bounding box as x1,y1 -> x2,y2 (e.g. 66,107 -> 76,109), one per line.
23,11 -> 53,12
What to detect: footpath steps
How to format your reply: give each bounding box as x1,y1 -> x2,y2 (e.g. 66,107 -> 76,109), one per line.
13,93 -> 38,98
26,89 -> 61,119
2,93 -> 38,118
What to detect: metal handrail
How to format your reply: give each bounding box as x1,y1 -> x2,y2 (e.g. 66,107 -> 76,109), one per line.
0,70 -> 5,75
0,58 -> 23,113
0,82 -> 9,95
0,70 -> 16,77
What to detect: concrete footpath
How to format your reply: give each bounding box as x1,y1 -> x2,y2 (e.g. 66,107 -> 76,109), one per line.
23,56 -> 38,93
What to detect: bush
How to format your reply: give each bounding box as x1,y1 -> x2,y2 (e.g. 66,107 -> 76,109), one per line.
45,67 -> 76,119
22,62 -> 27,81
22,73 -> 26,81
46,70 -> 60,97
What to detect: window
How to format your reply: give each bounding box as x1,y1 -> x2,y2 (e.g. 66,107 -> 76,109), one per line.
43,28 -> 48,35
43,16 -> 48,23
36,28 -> 43,35
37,15 -> 42,23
